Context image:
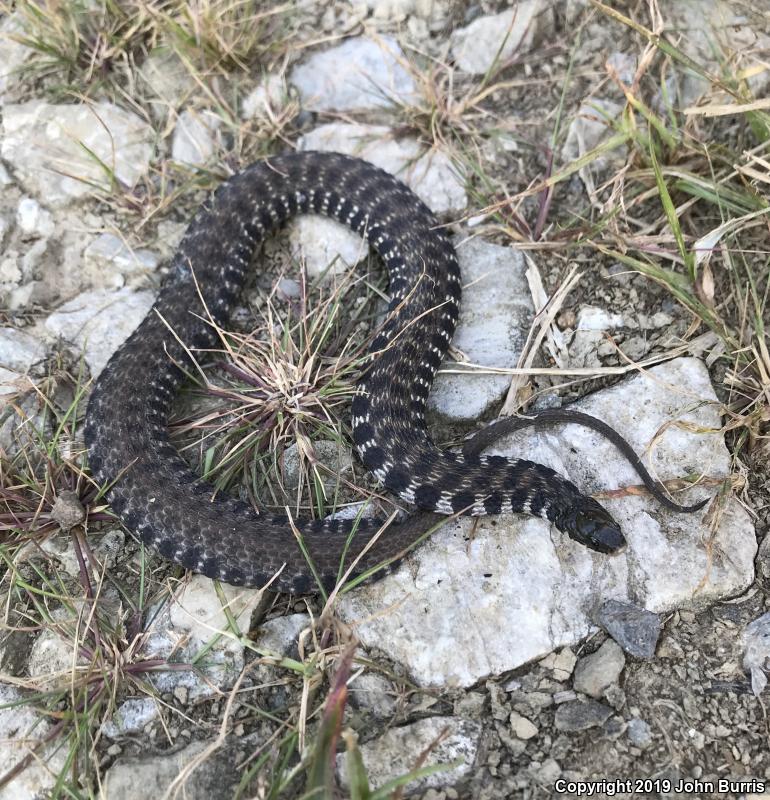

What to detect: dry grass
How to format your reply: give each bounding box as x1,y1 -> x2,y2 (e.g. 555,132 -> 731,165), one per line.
2,0 -> 294,96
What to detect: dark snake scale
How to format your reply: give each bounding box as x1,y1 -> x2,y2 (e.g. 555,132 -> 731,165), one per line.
85,152 -> 706,594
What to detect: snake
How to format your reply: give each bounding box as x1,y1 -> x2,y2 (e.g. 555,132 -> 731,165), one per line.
84,152 -> 707,594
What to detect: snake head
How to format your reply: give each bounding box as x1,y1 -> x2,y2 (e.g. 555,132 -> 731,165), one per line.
557,497 -> 626,554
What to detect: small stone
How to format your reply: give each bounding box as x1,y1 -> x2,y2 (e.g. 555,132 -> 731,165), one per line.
531,757 -> 561,783
241,74 -> 289,120
141,575 -> 265,702
253,614 -> 310,662
0,327 -> 46,372
102,740 -> 237,799
173,686 -> 188,706
541,648 -> 577,681
606,51 -> 637,85
16,197 -> 54,237
84,233 -> 159,286
450,4 -> 542,74
427,237 -> 533,421
349,672 -> 397,718
336,716 -> 481,793
45,288 -> 155,378
172,109 -> 221,167
0,683 -> 69,797
554,699 -> 613,732
453,691 -> 485,717
277,277 -> 301,299
603,684 -> 626,710
283,439 -> 353,494
510,710 -> 538,740
577,306 -> 624,331
101,697 -> 159,739
596,600 -> 661,660
291,36 -> 418,112
743,612 -> 770,696
573,639 -> 625,698
626,718 -> 652,748
50,490 -> 86,530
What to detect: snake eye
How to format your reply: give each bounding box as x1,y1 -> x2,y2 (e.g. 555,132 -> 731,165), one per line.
559,499 -> 627,554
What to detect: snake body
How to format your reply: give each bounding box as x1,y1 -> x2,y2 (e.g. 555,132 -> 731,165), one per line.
86,152 -> 692,594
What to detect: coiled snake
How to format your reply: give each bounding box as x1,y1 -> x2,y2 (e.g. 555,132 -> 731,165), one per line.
85,152 -> 706,594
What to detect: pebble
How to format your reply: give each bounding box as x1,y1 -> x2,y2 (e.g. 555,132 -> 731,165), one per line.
16,197 -> 54,237
573,639 -> 626,698
50,490 -> 86,530
540,648 -> 577,681
595,600 -> 662,660
554,699 -> 613,732
743,612 -> 770,696
626,718 -> 653,748
510,711 -> 538,740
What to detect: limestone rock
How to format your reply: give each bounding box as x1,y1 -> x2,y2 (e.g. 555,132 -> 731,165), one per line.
1,101 -> 154,206
338,358 -> 755,687
291,36 -> 418,112
336,716 -> 481,793
44,288 -> 154,377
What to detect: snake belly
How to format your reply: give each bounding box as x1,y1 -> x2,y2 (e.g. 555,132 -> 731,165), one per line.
84,151 -> 614,594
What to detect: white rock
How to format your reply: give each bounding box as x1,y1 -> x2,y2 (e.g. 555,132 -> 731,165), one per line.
428,237 -> 532,420
0,327 -> 46,372
253,613 -> 310,660
38,528 -> 125,580
510,710 -> 538,739
172,109 -> 221,167
102,741 -> 211,799
84,233 -> 159,289
0,366 -> 29,397
606,51 -> 637,85
577,306 -> 625,331
141,574 -> 263,701
540,647 -> 577,681
101,697 -> 159,739
27,626 -> 77,689
338,358 -> 755,687
241,74 -> 289,120
336,716 -> 481,792
300,122 -> 466,215
0,12 -> 35,102
569,306 -> 627,368
0,254 -> 22,287
291,36 -> 418,112
662,1 -> 770,104
44,288 -> 154,377
0,216 -> 8,248
450,3 -> 542,74
1,101 -> 155,206
16,197 -> 54,237
743,612 -> 770,696
573,639 -> 625,698
0,683 -> 68,800
561,98 -> 624,197
348,670 -> 397,717
366,0 -> 421,20
288,215 -> 368,278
